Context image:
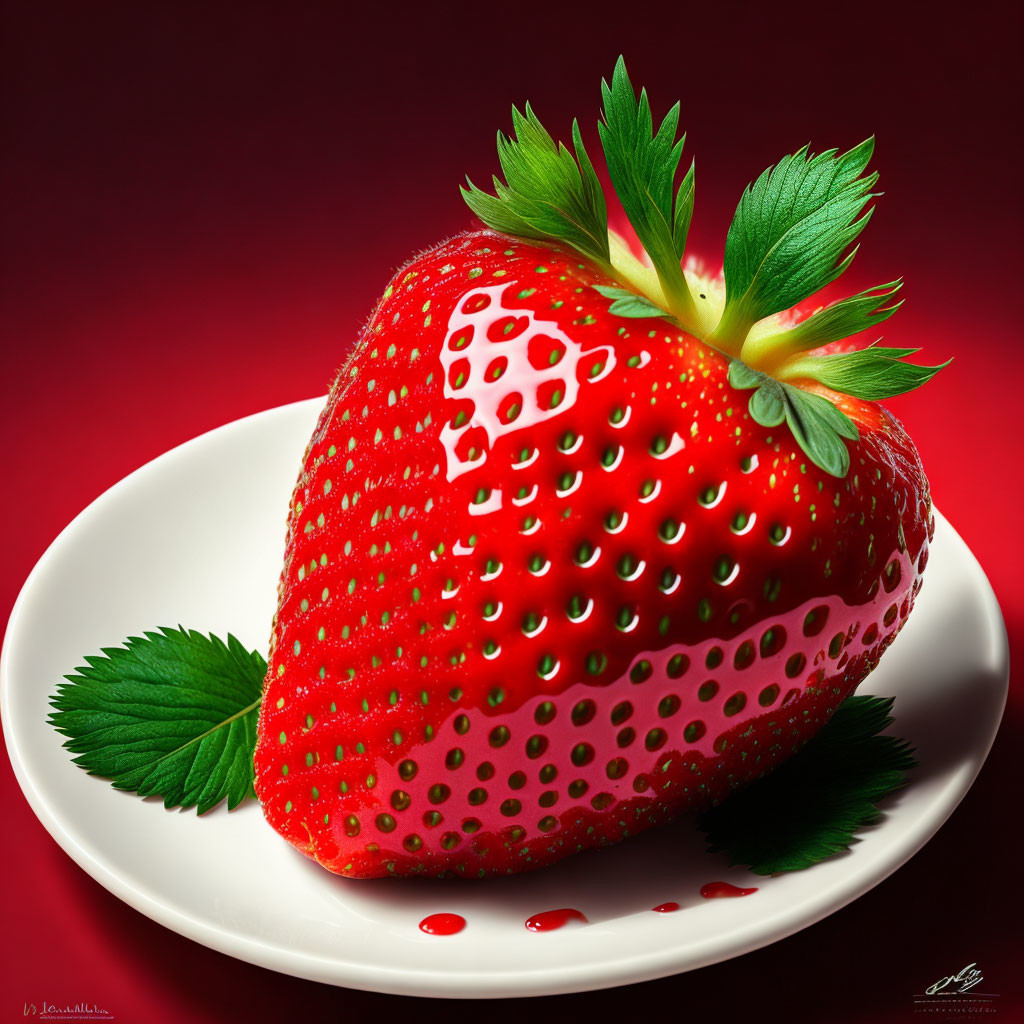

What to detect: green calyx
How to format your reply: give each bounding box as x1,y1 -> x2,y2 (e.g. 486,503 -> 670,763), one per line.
462,105 -> 611,275
461,56 -> 948,477
729,361 -> 860,478
597,59 -> 697,326
728,345 -> 949,476
741,278 -> 905,371
710,137 -> 879,355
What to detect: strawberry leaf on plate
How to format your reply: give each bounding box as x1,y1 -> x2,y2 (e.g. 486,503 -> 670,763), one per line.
697,695 -> 917,875
49,627 -> 264,813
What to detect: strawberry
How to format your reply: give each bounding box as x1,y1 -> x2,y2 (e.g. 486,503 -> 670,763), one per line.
253,59 -> 944,878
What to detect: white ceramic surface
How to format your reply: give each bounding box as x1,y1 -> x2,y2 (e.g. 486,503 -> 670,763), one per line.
1,398 -> 1008,998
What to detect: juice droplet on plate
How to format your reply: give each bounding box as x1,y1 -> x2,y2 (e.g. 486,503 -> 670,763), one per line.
419,912 -> 466,935
525,908 -> 588,932
652,901 -> 681,913
700,881 -> 759,899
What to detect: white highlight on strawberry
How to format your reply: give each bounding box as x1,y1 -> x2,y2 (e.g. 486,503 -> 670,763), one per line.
661,573 -> 682,595
662,521 -> 686,545
638,480 -> 662,504
439,284 -> 616,482
523,615 -> 548,638
468,488 -> 503,516
652,432 -> 686,460
538,658 -> 560,681
609,406 -> 632,429
716,563 -> 740,586
703,482 -> 727,508
606,511 -> 629,535
620,558 -> 646,581
556,471 -> 582,497
511,484 -> 538,507
450,449 -> 486,475
601,445 -> 625,472
732,512 -> 757,536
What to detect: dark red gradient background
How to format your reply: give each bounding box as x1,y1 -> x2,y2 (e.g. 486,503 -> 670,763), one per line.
2,2 -> 1021,1020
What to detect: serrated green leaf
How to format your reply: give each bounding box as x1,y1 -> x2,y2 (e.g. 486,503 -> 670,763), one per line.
461,174 -> 540,240
592,284 -> 670,319
461,104 -> 610,268
713,138 -> 878,347
746,280 -> 904,361
730,360 -> 859,476
598,56 -> 697,325
49,627 -> 265,814
781,344 -> 951,401
698,695 -> 917,874
674,159 -> 695,255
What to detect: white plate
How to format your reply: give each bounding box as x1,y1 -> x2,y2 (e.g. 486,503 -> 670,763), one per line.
1,398 -> 1008,998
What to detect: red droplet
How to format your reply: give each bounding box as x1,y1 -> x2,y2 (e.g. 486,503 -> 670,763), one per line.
524,908 -> 588,932
700,881 -> 759,899
419,912 -> 466,935
652,901 -> 681,913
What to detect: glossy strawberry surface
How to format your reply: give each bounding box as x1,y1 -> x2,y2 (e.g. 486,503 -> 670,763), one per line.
253,230 -> 932,878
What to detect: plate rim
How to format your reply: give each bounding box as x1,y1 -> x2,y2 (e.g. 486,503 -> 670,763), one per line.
1,397 -> 1010,999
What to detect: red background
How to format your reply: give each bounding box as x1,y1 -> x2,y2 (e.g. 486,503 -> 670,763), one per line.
2,2 -> 1021,1019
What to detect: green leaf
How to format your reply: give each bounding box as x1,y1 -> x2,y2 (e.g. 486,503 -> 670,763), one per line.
49,627 -> 265,814
598,56 -> 697,325
784,386 -> 860,477
674,159 -> 695,257
593,284 -> 671,319
461,104 -> 610,268
744,279 -> 904,363
781,344 -> 951,401
726,359 -> 761,389
749,381 -> 786,426
729,359 -> 859,476
713,138 -> 879,347
698,695 -> 917,874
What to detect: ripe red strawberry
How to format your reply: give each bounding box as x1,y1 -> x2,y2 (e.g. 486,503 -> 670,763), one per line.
253,60 -> 943,878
